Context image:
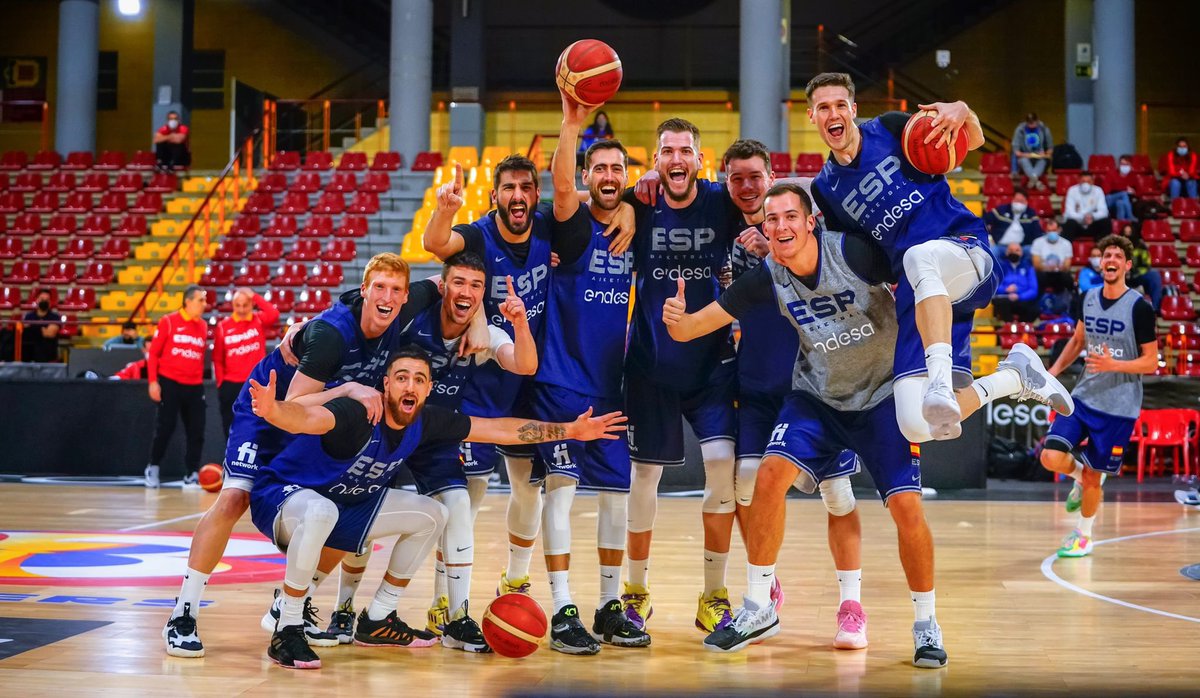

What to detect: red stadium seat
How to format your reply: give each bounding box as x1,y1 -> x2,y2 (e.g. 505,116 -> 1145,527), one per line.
1172,198 -> 1200,219
61,192 -> 93,213
130,192 -> 163,214
299,215 -> 334,238
338,152 -> 368,171
229,213 -> 261,237
794,153 -> 824,176
312,191 -> 345,215
78,262 -> 115,285
23,288 -> 58,309
303,151 -> 334,171
235,263 -> 272,286
94,150 -> 126,170
263,288 -> 295,313
29,150 -> 62,170
289,172 -> 321,193
1161,295 -> 1197,321
347,192 -> 379,214
0,151 -> 29,171
335,215 -> 368,238
294,288 -> 333,313
1039,321 -> 1074,348
1160,268 -> 1190,293
111,172 -> 144,193
982,175 -> 1014,196
215,289 -> 233,313
326,172 -> 357,193
1129,154 -> 1154,174
322,239 -> 355,261
1027,193 -> 1053,218
94,191 -> 127,214
286,239 -> 321,261
1087,154 -> 1116,174
55,312 -> 79,338
1055,173 -> 1081,197
271,263 -> 307,287
248,239 -> 284,262
412,151 -> 443,171
0,172 -> 8,190
27,191 -> 59,213
1187,244 -> 1200,267
44,214 -> 77,236
979,152 -> 1009,174
95,237 -> 131,260
359,171 -> 390,193
264,215 -> 298,238
113,214 -> 147,237
985,195 -> 1012,211
257,172 -> 288,194
77,173 -> 110,193
213,239 -> 248,262
1071,240 -> 1094,267
1177,353 -> 1200,377
995,322 -> 1036,348
59,287 -> 95,311
1150,243 -> 1181,267
269,151 -> 301,171
1141,219 -> 1173,242
26,238 -> 58,260
1166,323 -> 1200,351
127,150 -> 157,171
40,262 -> 77,285
371,152 -> 402,171
10,213 -> 41,236
63,151 -> 93,171
1181,220 -> 1200,243
0,192 -> 24,213
44,172 -> 76,192
11,172 -> 42,192
77,214 -> 111,237
5,261 -> 40,284
0,238 -> 23,259
0,286 -> 19,310
308,262 -> 343,287
243,192 -> 275,214
199,262 -> 235,286
1133,174 -> 1161,198
769,152 -> 793,175
59,238 -> 94,261
277,192 -> 309,214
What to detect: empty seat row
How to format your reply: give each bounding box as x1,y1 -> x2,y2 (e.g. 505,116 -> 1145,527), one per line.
255,171 -> 391,195
241,191 -> 379,215
268,150 -> 402,172
0,237 -> 130,261
203,287 -> 332,315
227,213 -> 368,239
0,171 -> 176,194
0,285 -> 97,311
979,152 -> 1156,176
201,262 -> 345,287
0,150 -> 159,172
209,239 -> 356,263
0,191 -> 163,215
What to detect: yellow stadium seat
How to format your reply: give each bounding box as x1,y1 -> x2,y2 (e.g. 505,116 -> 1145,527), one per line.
627,166 -> 645,182
964,200 -> 983,217
700,147 -> 717,166
448,146 -> 479,170
626,146 -> 649,167
167,197 -> 200,215
401,231 -> 436,263
949,178 -> 981,196
481,146 -> 512,168
152,220 -> 182,238
433,164 -> 458,186
973,353 -> 1000,377
100,292 -> 133,312
136,243 -> 170,261
154,293 -> 182,312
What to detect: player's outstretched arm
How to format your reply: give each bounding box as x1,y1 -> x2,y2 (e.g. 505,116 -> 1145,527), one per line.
288,381 -> 383,425
465,407 -> 627,445
496,275 -> 538,375
553,92 -> 594,222
1048,322 -> 1087,376
423,162 -> 467,260
249,369 -> 337,435
661,278 -> 735,342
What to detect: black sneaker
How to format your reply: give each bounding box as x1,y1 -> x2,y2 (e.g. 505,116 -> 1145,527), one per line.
912,618 -> 948,668
260,588 -> 340,647
268,623 -> 321,669
442,610 -> 492,653
702,597 -> 779,653
549,604 -> 600,655
327,601 -> 355,644
163,602 -> 204,657
592,599 -> 651,647
353,609 -> 439,648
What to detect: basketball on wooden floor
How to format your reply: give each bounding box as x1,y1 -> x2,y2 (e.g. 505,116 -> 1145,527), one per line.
555,39 -> 622,107
198,463 -> 223,492
482,593 -> 548,658
902,110 -> 969,175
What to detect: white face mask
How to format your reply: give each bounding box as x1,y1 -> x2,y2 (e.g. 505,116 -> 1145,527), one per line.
1079,182 -> 1092,194
1118,164 -> 1131,176
167,119 -> 179,129
1090,258 -> 1101,270
1179,146 -> 1190,157
1010,201 -> 1027,214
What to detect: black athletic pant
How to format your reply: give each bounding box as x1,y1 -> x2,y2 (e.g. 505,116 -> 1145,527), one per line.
218,380 -> 243,439
155,142 -> 191,170
149,375 -> 206,476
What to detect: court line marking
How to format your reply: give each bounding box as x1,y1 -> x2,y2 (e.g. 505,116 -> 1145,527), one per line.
1040,525 -> 1200,624
119,512 -> 204,532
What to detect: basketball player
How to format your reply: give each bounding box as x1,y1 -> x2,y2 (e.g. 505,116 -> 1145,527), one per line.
664,184 -> 1067,666
1040,235 -> 1157,557
163,254 -> 432,657
804,72 -> 1073,442
325,253 -> 536,653
524,94 -> 647,654
245,348 -> 626,669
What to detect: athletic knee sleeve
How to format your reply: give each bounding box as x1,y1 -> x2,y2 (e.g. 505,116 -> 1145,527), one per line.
343,550 -> 371,571
541,477 -> 576,556
701,440 -> 736,514
893,376 -> 935,443
628,463 -> 663,534
466,476 -> 489,520
596,492 -> 627,551
435,489 -> 475,565
819,477 -> 857,517
734,457 -> 761,507
903,239 -> 989,304
279,492 -> 339,592
505,456 -> 542,541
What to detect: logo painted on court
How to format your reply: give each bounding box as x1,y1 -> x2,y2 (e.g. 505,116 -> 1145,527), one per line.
0,531 -> 285,587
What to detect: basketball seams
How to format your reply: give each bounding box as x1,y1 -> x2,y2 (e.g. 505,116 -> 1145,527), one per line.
483,611 -> 543,644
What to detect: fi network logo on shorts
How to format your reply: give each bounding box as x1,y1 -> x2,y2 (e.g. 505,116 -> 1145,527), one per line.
234,441 -> 259,469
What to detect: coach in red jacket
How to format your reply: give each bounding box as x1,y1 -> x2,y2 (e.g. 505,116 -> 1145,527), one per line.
145,285 -> 208,489
212,288 -> 279,437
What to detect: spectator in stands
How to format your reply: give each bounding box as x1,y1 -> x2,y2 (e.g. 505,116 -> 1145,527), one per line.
1062,171 -> 1111,240
984,187 -> 1042,255
992,243 -> 1040,322
21,289 -> 61,363
212,288 -> 279,437
1012,112 -> 1052,188
577,111 -> 616,167
1103,155 -> 1137,221
103,321 -> 145,351
145,285 -> 208,489
1117,222 -> 1164,311
113,349 -> 149,380
1160,137 -> 1198,200
153,111 -> 191,171
1030,220 -> 1074,291
1077,246 -> 1103,293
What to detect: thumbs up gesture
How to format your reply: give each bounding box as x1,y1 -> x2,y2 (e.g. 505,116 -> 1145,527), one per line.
662,277 -> 687,326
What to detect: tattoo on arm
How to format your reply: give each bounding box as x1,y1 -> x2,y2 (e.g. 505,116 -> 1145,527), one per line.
516,421 -> 567,443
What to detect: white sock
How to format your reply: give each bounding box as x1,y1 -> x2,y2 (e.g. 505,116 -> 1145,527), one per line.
703,549 -> 729,594
367,579 -> 404,621
506,541 -> 534,580
337,566 -> 364,610
599,564 -> 621,605
548,569 -> 572,613
1078,513 -> 1096,537
911,589 -> 936,622
746,563 -> 774,607
279,586 -> 306,628
447,564 -> 472,615
924,343 -> 954,386
971,366 -> 1022,404
836,568 -> 862,604
628,557 -> 649,587
433,555 -> 448,602
1069,462 -> 1085,483
173,567 -> 210,617
309,569 -> 328,597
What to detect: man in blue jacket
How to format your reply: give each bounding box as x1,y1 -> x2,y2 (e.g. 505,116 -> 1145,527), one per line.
992,243 -> 1040,322
984,189 -> 1042,256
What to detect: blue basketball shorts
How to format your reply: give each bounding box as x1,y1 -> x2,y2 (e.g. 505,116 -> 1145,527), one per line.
405,441 -> 469,496
222,395 -> 291,492
530,383 -> 631,492
250,478 -> 387,555
623,359 -> 737,466
1043,399 -> 1137,475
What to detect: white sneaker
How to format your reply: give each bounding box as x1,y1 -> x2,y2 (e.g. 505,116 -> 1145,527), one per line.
999,343 -> 1075,416
182,472 -> 200,490
921,376 -> 962,440
1175,488 -> 1200,507
144,465 -> 160,489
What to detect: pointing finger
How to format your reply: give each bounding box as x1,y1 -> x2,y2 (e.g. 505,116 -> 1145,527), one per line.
505,275 -> 515,296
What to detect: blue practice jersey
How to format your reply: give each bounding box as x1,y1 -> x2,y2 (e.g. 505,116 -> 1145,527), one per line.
458,211 -> 553,416
811,114 -> 988,273
730,227 -> 798,397
537,203 -> 634,400
626,179 -> 740,390
404,299 -> 496,411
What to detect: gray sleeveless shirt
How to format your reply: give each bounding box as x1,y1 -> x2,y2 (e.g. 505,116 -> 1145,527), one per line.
1073,287 -> 1144,419
767,231 -> 897,412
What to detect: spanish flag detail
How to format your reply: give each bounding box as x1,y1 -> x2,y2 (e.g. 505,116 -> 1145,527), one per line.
910,444 -> 921,458
1112,445 -> 1124,457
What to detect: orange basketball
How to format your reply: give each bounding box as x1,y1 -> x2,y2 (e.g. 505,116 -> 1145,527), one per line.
199,463 -> 223,493
901,110 -> 969,175
482,593 -> 547,658
555,39 -> 622,107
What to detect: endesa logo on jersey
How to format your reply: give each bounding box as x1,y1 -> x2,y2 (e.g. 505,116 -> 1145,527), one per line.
838,156 -> 926,241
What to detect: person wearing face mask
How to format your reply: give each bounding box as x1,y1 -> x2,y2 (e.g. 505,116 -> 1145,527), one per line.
1077,247 -> 1104,293
991,243 -> 1040,322
1103,156 -> 1137,221
153,110 -> 191,171
103,321 -> 145,351
984,188 -> 1042,256
1011,113 -> 1053,188
21,289 -> 61,362
1062,171 -> 1110,241
1160,137 -> 1199,200
1031,219 -> 1074,291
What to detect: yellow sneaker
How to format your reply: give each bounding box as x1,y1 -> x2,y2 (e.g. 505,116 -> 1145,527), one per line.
696,587 -> 734,633
620,582 -> 653,630
496,569 -> 532,596
426,594 -> 449,636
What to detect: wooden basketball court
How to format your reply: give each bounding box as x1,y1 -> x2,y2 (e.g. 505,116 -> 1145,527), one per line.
1,483 -> 1198,696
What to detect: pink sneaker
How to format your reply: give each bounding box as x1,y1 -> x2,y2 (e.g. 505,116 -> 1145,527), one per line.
833,599 -> 868,650
770,576 -> 785,612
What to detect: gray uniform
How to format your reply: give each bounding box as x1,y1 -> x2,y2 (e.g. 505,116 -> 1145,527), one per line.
767,231 -> 898,412
1073,288 -> 1144,419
